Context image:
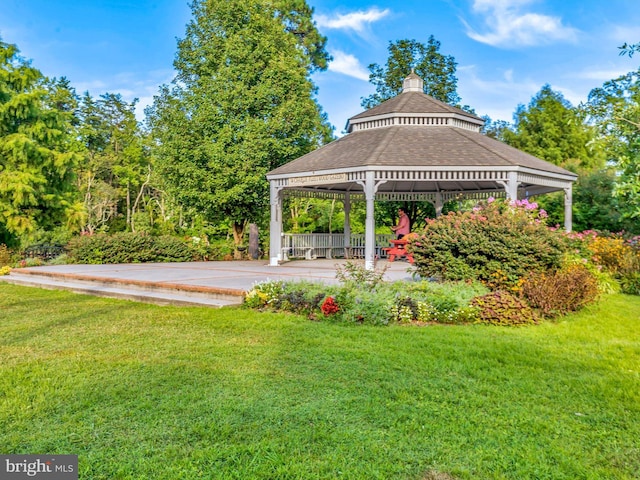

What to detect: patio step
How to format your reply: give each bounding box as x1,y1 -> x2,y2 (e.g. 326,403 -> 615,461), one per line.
1,269 -> 245,308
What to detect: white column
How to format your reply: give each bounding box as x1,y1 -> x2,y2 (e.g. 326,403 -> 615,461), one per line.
564,185 -> 573,232
505,171 -> 519,200
364,172 -> 376,270
269,182 -> 283,266
343,193 -> 351,259
435,192 -> 443,217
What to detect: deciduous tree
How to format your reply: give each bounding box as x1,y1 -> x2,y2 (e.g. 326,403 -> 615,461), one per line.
502,85 -> 603,171
362,37 -> 461,109
148,0 -> 332,253
587,69 -> 640,220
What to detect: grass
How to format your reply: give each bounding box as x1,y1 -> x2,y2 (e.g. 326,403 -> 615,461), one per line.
0,284 -> 639,479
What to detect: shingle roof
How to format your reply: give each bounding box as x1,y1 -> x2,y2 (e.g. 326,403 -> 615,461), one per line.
349,91 -> 484,123
268,126 -> 576,177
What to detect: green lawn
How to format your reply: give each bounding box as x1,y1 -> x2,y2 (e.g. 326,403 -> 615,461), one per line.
0,284 -> 639,479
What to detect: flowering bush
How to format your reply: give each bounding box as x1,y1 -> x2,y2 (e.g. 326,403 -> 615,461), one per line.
244,277 -> 488,326
320,296 -> 339,316
587,235 -> 635,275
559,231 -> 640,295
408,198 -> 564,290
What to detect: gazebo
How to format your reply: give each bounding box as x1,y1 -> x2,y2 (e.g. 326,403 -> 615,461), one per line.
266,72 -> 578,269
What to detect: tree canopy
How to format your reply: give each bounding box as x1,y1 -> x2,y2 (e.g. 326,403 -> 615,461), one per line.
587,69 -> 640,219
362,37 -> 461,109
148,0 -> 332,248
502,85 -> 603,171
0,40 -> 83,245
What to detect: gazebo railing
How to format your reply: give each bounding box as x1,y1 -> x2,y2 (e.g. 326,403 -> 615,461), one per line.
281,233 -> 394,260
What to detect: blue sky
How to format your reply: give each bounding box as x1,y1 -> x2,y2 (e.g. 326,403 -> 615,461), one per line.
2,0 -> 640,135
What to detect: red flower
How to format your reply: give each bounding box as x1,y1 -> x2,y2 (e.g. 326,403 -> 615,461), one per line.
321,296 -> 339,316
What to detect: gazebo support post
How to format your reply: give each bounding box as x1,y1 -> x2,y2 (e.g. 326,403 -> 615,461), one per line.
506,171 -> 520,200
435,192 -> 443,217
343,193 -> 351,259
564,185 -> 573,232
269,182 -> 283,266
364,172 -> 376,270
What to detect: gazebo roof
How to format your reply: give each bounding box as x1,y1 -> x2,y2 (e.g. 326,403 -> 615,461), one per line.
268,125 -> 572,177
267,73 -> 576,199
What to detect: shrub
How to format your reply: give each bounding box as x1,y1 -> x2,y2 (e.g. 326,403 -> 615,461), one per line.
620,272 -> 640,295
470,291 -> 538,326
587,235 -> 636,275
0,244 -> 12,266
245,277 -> 490,326
244,280 -> 286,308
409,199 -> 564,290
66,233 -> 199,264
521,265 -> 600,318
335,260 -> 389,288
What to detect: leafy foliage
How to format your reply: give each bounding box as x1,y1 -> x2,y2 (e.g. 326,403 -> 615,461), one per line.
0,244 -> 13,266
470,291 -> 539,326
587,68 -> 640,220
66,233 -> 202,264
334,260 -> 389,288
362,37 -> 461,109
148,0 -> 332,250
0,41 -> 83,245
571,168 -> 638,233
502,85 -> 603,171
245,277 -> 488,326
409,199 -> 564,290
521,265 -> 600,318
77,93 -> 156,234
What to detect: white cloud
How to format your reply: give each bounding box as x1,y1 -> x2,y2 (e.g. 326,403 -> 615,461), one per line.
457,64 -> 541,121
328,50 -> 370,81
572,68 -> 630,82
316,7 -> 390,35
464,0 -> 579,47
610,25 -> 640,44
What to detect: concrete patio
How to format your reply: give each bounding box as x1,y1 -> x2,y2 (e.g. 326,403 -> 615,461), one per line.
1,259 -> 417,307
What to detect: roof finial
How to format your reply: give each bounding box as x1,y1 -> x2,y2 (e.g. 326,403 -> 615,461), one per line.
403,70 -> 423,93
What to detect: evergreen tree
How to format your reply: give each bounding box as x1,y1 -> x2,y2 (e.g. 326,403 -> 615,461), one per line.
148,0 -> 332,251
0,40 -> 82,245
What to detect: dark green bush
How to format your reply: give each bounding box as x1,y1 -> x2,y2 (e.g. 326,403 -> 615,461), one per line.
409,199 -> 564,290
470,291 -> 538,326
66,233 -> 199,264
620,271 -> 640,295
521,264 -> 600,317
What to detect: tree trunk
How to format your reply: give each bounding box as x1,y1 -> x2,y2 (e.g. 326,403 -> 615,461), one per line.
232,221 -> 247,260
